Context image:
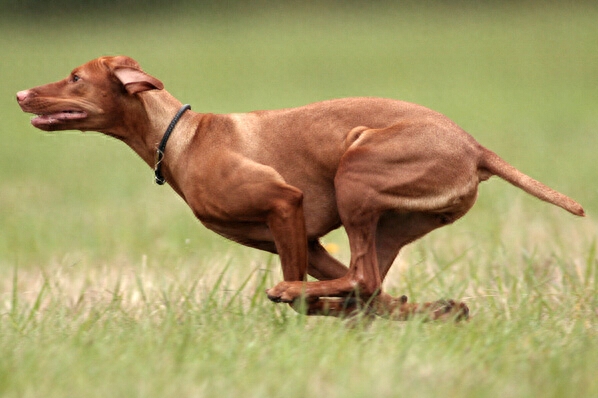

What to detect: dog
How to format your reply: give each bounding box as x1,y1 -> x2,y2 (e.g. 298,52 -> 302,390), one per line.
16,56 -> 585,320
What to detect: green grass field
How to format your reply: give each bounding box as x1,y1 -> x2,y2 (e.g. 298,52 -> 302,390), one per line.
1,3 -> 597,397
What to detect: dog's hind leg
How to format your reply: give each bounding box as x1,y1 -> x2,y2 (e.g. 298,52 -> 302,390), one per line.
307,240 -> 348,280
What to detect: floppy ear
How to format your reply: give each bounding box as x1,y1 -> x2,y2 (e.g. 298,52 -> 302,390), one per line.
113,67 -> 164,95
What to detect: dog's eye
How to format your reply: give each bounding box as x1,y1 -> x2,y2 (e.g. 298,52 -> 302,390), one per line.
72,75 -> 80,82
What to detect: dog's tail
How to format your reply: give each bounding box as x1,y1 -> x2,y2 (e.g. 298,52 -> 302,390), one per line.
479,148 -> 585,217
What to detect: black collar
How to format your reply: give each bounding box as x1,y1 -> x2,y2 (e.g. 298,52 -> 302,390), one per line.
154,104 -> 191,185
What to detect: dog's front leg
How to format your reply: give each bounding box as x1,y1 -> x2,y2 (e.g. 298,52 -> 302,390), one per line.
265,184 -> 309,284
261,183 -> 351,311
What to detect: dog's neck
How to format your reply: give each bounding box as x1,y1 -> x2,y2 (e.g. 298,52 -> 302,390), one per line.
109,90 -> 199,189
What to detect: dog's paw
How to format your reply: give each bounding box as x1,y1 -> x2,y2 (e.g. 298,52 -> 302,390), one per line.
266,281 -> 303,303
428,299 -> 469,321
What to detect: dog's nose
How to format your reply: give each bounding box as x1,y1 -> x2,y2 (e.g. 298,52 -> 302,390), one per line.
16,90 -> 29,103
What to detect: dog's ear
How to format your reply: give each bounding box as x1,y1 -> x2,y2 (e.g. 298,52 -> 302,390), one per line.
102,56 -> 164,95
113,67 -> 164,95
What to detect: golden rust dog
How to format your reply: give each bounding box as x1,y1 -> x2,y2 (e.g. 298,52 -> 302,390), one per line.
17,56 -> 584,320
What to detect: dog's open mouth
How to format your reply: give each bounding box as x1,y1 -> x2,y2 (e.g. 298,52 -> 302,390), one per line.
31,110 -> 87,128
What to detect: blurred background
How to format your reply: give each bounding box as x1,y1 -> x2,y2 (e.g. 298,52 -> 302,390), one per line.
1,0 -> 596,270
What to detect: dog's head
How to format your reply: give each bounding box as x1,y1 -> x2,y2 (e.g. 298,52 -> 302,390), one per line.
16,55 -> 163,132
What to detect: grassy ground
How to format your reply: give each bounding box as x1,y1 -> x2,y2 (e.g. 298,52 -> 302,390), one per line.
1,3 -> 597,397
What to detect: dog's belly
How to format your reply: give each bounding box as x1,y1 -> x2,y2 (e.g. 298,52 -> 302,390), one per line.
301,189 -> 342,236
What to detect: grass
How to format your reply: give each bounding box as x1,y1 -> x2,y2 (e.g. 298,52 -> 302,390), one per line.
1,2 -> 597,397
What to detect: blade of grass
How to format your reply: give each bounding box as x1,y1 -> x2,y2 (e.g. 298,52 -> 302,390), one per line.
224,264 -> 261,312
20,274 -> 49,333
250,267 -> 274,309
204,257 -> 233,309
584,238 -> 596,290
10,265 -> 18,323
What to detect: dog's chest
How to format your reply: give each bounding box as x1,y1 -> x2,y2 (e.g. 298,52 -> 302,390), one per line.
200,219 -> 274,247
